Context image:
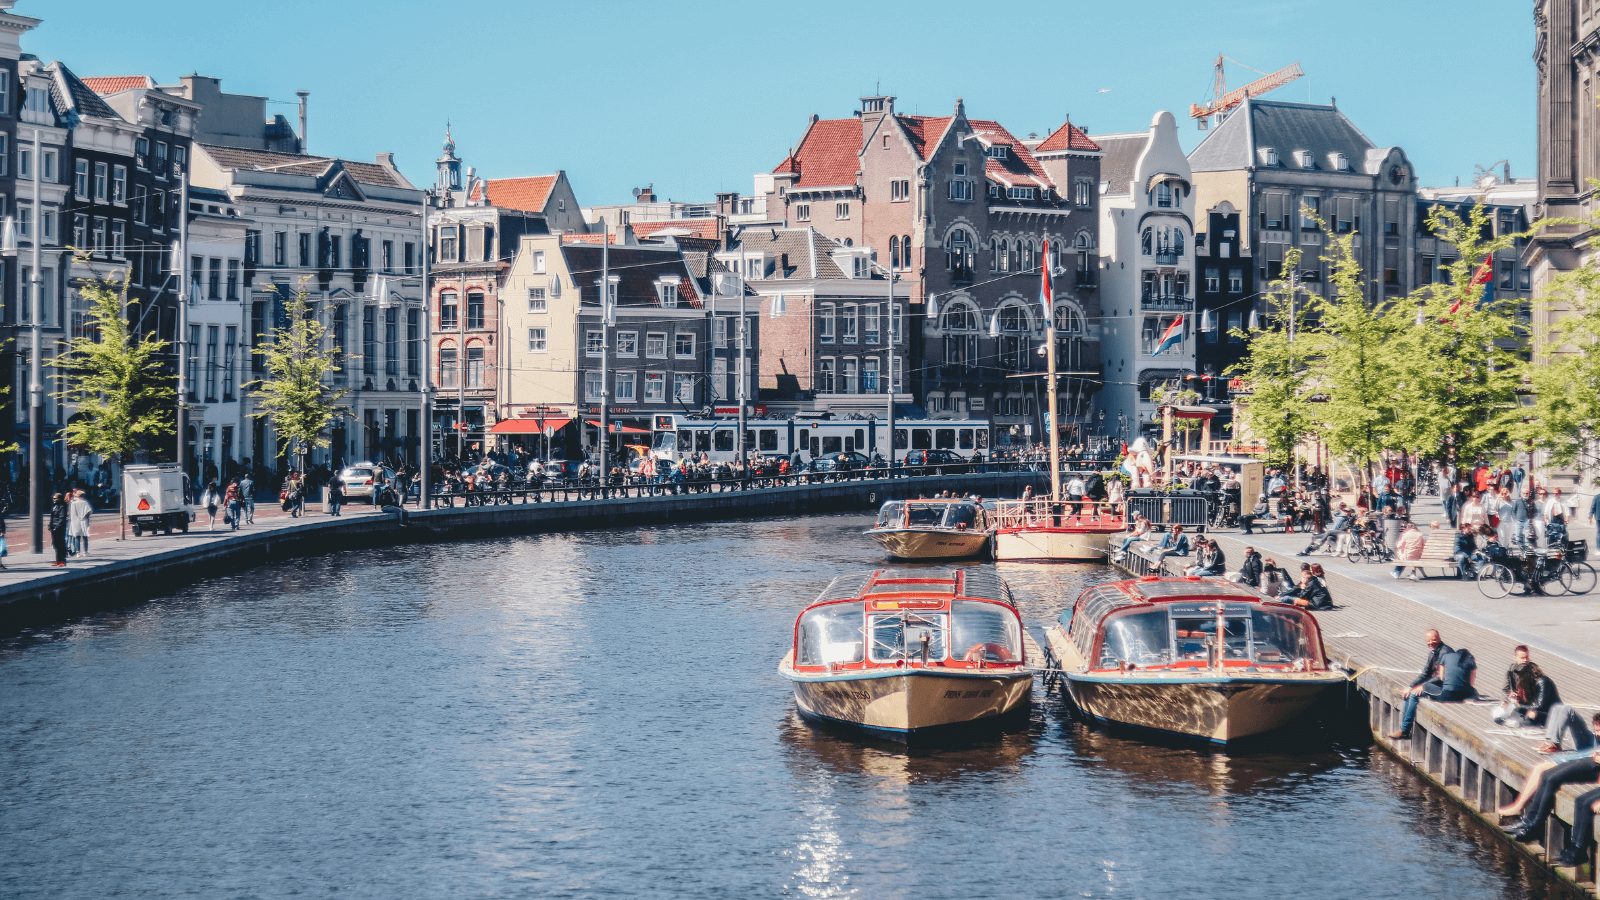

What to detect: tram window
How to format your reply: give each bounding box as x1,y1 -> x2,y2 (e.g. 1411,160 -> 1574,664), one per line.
935,428 -> 956,450
695,431 -> 712,452
854,429 -> 865,448
844,435 -> 856,452
810,437 -> 821,456
911,429 -> 932,450
976,429 -> 989,450
678,432 -> 692,452
715,430 -> 735,452
822,436 -> 843,454
743,430 -> 756,450
759,430 -> 778,451
893,428 -> 908,450
958,428 -> 975,450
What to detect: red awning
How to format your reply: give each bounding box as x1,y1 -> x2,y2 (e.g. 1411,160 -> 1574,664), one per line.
583,419 -> 650,435
489,416 -> 572,435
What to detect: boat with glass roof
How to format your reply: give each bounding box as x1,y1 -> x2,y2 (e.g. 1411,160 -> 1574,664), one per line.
1044,577 -> 1345,743
865,499 -> 991,560
779,569 -> 1033,737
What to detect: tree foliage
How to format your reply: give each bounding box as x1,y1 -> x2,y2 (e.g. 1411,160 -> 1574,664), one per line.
52,274 -> 175,462
1521,234 -> 1600,469
1226,246 -> 1317,468
249,285 -> 346,462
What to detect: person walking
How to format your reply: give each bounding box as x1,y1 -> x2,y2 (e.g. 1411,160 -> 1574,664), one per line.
67,489 -> 92,556
201,480 -> 220,530
223,481 -> 242,532
328,471 -> 344,517
0,511 -> 10,571
240,473 -> 256,525
48,493 -> 69,567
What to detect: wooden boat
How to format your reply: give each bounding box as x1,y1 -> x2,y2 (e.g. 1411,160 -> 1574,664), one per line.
866,499 -> 991,560
1044,577 -> 1345,743
779,569 -> 1034,738
990,499 -> 1123,562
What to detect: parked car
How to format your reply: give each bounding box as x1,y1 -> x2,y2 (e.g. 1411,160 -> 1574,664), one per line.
806,451 -> 872,481
903,449 -> 965,475
339,463 -> 394,502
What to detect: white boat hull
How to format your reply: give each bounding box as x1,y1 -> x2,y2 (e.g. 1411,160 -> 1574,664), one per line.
782,660 -> 1031,735
992,527 -> 1116,562
867,528 -> 991,560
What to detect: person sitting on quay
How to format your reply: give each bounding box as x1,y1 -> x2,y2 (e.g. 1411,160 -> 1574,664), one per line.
1551,781 -> 1600,868
1152,525 -> 1191,566
1391,521 -> 1427,581
1112,514 -> 1152,562
1184,537 -> 1226,578
1298,502 -> 1354,557
1259,556 -> 1294,597
1279,563 -> 1333,610
1495,723 -> 1600,842
1388,629 -> 1475,741
1496,644 -> 1560,730
1229,545 -> 1263,589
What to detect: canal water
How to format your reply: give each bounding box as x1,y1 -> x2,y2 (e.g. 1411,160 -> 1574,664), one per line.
0,513 -> 1570,899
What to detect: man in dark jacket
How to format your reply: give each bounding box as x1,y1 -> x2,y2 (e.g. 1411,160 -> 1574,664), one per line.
47,492 -> 69,567
1389,629 -> 1457,740
1451,524 -> 1477,579
1234,546 -> 1263,588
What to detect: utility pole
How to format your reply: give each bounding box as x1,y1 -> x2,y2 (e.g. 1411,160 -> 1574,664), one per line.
736,269 -> 746,471
27,128 -> 43,553
175,171 -> 190,481
418,192 -> 432,508
598,218 -> 610,489
455,270 -> 465,461
886,268 -> 896,472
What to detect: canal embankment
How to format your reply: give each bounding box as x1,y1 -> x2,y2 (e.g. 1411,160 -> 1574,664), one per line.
1116,522 -> 1600,896
0,469 -> 1044,632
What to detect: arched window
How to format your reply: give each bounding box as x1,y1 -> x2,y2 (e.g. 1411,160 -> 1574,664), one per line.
439,289 -> 459,329
997,238 -> 1010,272
1140,230 -> 1152,256
997,301 -> 1034,370
1173,230 -> 1185,256
890,235 -> 900,270
901,234 -> 911,270
990,237 -> 1000,271
1053,303 -> 1086,371
940,299 -> 979,370
437,339 -> 459,389
945,228 -> 972,277
1023,239 -> 1036,272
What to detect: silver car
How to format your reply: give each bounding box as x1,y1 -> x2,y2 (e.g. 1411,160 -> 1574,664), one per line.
339,463 -> 394,502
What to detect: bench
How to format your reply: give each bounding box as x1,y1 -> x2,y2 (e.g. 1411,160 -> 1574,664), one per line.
1401,531 -> 1462,579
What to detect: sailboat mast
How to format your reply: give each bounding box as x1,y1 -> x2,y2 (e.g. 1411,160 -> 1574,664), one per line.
1045,297 -> 1061,503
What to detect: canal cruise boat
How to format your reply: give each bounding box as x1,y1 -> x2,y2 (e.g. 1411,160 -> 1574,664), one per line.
1044,577 -> 1345,743
779,569 -> 1033,738
990,499 -> 1123,562
865,499 -> 991,561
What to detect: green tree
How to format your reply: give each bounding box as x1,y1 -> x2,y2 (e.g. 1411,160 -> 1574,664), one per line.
1390,202 -> 1528,464
249,285 -> 346,470
1521,243 -> 1600,470
52,273 -> 175,463
1226,246 -> 1317,468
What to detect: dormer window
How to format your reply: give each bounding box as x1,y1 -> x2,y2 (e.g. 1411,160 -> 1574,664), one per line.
1332,152 -> 1350,171
1296,150 -> 1315,169
1155,182 -> 1174,208
986,145 -> 1010,160
656,279 -> 679,308
1263,147 -> 1280,166
1006,186 -> 1036,201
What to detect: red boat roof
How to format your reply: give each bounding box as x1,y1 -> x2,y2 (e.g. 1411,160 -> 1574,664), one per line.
811,568 -> 1013,608
1109,576 -> 1266,605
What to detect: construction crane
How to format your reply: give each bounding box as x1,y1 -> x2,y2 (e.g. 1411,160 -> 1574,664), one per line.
1189,56 -> 1304,130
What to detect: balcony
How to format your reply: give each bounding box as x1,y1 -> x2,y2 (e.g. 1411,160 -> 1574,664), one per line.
1075,271 -> 1097,288
1140,292 -> 1192,311
1154,251 -> 1180,266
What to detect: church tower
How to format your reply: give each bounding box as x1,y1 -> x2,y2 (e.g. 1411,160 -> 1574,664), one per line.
436,124 -> 462,199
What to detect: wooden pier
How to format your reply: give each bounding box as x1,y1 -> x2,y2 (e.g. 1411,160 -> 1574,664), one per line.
1114,536 -> 1600,896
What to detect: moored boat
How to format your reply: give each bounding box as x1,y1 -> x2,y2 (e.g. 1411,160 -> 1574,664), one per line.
866,499 -> 991,560
779,569 -> 1033,738
1044,577 -> 1345,743
990,499 -> 1123,562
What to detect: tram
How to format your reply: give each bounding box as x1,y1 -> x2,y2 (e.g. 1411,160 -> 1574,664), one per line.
648,413 -> 991,465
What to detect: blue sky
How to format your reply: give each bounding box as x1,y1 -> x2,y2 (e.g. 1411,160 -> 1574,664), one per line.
34,0 -> 1534,205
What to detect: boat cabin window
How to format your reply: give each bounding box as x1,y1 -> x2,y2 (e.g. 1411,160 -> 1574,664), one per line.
1099,610 -> 1171,668
906,505 -> 944,526
868,612 -> 948,663
1250,607 -> 1319,667
797,605 -> 865,666
950,601 -> 1021,663
1170,614 -> 1250,662
942,505 -> 978,529
874,502 -> 905,528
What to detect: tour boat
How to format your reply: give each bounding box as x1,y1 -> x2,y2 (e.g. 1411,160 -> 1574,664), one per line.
779,569 -> 1034,738
989,499 -> 1123,562
1043,577 -> 1345,743
865,499 -> 991,560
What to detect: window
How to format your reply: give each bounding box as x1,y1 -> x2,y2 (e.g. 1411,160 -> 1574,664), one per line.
385,308 -> 400,377
189,254 -> 203,297
862,357 -> 880,392
890,179 -> 910,201
658,281 -> 679,308
584,370 -> 603,401
1204,267 -> 1220,292
675,332 -> 695,358
74,159 -> 88,197
842,357 -> 859,393
617,330 -> 637,356
1074,177 -> 1092,207
298,233 -> 311,267
208,258 -> 222,300
795,203 -> 810,222
986,145 -> 1009,159
864,304 -> 880,344
643,372 -> 665,402
1300,196 -> 1320,230
363,307 -> 377,376
615,371 -> 636,402
527,287 -> 547,312
465,345 -> 483,386
954,162 -> 968,176
946,228 -> 971,273
381,240 -> 394,272
818,357 -> 835,393
111,165 -> 126,205
1334,197 -> 1356,234
0,71 -> 8,114
819,303 -> 835,343
645,332 -> 667,358
205,326 -> 220,401
439,225 -> 459,262
842,304 -> 858,342
223,327 -> 237,401
466,291 -> 485,329
948,178 -> 973,201
835,202 -> 850,220
673,374 -> 695,403
1228,268 -> 1243,292
226,260 -> 240,299
439,290 -> 458,329
185,324 -> 199,400
1263,147 -> 1279,166
92,161 -> 108,201
404,242 -> 416,273
1007,187 -> 1036,201
585,329 -> 604,356
528,327 -> 547,352
72,213 -> 86,248
172,146 -> 186,176
407,309 -> 420,377
269,231 -> 284,266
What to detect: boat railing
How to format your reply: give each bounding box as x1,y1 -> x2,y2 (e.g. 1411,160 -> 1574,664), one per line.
990,499 -> 1122,530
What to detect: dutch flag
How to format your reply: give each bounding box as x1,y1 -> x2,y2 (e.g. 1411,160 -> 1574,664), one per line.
1152,315 -> 1184,355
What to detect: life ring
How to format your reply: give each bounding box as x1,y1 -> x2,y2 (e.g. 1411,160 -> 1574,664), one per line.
964,642 -> 1015,665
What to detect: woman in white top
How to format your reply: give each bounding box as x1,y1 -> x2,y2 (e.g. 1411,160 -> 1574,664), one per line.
66,490 -> 93,556
1460,492 -> 1489,531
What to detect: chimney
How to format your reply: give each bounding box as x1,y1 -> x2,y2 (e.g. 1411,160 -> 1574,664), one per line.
296,90 -> 309,153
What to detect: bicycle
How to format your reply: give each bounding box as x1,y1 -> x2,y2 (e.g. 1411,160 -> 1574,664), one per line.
1345,530 -> 1393,564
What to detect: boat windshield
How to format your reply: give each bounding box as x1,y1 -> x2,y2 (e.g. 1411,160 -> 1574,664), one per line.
905,504 -> 945,527
797,604 -> 865,666
950,600 -> 1021,663
1100,610 -> 1172,668
1097,604 -> 1321,669
868,612 -> 948,663
942,504 -> 979,529
874,502 -> 906,529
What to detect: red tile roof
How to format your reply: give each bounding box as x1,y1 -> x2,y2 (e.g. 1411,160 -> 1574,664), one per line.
82,75 -> 153,95
632,218 -> 721,241
771,117 -> 862,187
965,118 -> 1055,189
1035,121 -> 1101,153
479,175 -> 559,212
561,232 -> 615,245
898,115 -> 952,159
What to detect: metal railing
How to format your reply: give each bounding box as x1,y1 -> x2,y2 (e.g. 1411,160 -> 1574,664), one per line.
990,499 -> 1122,530
1123,490 -> 1214,528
